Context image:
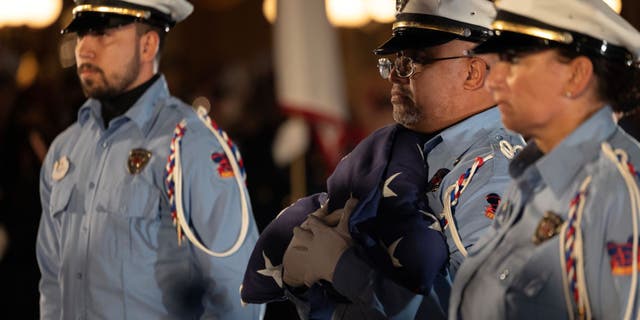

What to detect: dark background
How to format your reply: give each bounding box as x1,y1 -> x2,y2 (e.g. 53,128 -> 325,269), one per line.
0,0 -> 638,318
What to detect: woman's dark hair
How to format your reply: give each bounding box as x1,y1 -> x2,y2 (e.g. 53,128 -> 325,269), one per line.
556,47 -> 640,113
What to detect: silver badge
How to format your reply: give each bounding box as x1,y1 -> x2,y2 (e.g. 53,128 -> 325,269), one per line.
52,156 -> 70,181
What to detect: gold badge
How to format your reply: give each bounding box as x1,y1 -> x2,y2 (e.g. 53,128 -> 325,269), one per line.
532,211 -> 564,245
127,149 -> 152,174
52,156 -> 70,181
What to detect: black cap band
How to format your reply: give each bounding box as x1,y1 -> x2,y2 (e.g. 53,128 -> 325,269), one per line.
62,0 -> 174,34
374,13 -> 492,55
474,11 -> 635,66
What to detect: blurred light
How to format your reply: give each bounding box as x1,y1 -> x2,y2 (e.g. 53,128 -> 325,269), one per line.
603,0 -> 622,13
0,0 -> 62,28
264,0 -> 396,27
263,0 -> 276,24
367,0 -> 395,23
0,224 -> 7,262
326,0 -> 370,28
16,51 -> 39,89
59,34 -> 77,69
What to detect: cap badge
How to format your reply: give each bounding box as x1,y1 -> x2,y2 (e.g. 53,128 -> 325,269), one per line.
52,156 -> 70,181
128,148 -> 152,174
396,0 -> 409,13
532,211 -> 564,245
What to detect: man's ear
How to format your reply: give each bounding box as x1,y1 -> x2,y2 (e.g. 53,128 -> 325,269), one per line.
140,30 -> 159,62
463,56 -> 490,90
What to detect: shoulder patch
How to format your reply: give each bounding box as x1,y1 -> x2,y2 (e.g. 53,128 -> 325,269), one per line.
484,193 -> 501,220
211,152 -> 235,178
607,236 -> 639,276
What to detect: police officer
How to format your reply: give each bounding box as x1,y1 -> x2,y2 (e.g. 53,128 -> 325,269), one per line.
36,1 -> 263,318
449,0 -> 640,319
241,0 -> 524,318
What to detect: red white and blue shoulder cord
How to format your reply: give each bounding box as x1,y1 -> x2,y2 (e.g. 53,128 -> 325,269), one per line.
560,143 -> 640,320
439,140 -> 523,257
165,106 -> 250,258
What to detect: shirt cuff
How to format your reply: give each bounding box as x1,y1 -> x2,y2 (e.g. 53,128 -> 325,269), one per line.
331,246 -> 375,300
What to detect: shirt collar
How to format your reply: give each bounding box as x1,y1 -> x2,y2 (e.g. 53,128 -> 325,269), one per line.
425,107 -> 502,165
77,75 -> 170,132
513,106 -> 617,196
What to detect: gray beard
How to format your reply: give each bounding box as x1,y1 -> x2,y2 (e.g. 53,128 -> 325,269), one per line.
393,103 -> 424,127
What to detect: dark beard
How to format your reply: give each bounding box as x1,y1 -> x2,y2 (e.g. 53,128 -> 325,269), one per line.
77,48 -> 140,99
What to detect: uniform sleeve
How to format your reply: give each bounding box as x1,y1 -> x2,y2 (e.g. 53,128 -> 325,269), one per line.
36,151 -> 62,320
441,140 -> 513,276
329,245 -> 444,319
585,168 -> 640,319
178,123 -> 263,319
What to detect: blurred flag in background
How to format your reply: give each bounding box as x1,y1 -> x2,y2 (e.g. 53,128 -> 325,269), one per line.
271,0 -> 349,172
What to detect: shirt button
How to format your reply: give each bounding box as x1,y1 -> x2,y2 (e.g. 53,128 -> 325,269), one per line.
495,135 -> 503,141
102,142 -> 108,148
76,272 -> 83,279
89,182 -> 95,189
498,268 -> 510,280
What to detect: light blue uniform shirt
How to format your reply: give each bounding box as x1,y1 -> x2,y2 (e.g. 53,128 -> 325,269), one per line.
325,107 -> 524,319
36,76 -> 263,319
450,106 -> 640,319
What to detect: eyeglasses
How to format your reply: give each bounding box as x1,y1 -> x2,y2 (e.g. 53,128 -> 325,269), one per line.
377,54 -> 471,79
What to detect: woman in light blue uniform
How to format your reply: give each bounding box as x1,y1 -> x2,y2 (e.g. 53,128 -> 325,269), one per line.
449,0 -> 640,319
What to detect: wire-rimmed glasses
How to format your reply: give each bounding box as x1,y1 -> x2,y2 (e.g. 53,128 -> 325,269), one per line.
377,54 -> 471,79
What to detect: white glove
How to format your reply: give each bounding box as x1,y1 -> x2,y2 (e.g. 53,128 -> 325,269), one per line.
283,198 -> 358,287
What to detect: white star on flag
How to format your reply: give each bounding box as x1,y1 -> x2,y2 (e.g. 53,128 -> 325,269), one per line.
383,172 -> 401,198
257,251 -> 283,288
416,143 -> 425,161
388,237 -> 404,268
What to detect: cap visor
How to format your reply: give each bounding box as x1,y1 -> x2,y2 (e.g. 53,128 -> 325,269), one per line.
472,31 -> 555,54
374,29 -> 458,55
62,12 -> 136,34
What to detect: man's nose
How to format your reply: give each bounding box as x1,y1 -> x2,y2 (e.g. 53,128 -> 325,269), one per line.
75,35 -> 97,61
388,66 -> 409,84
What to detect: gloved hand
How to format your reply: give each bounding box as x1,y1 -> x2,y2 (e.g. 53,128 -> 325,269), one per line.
282,199 -> 330,287
283,197 -> 358,287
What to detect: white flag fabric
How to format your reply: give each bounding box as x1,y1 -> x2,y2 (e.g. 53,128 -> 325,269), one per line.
272,0 -> 349,169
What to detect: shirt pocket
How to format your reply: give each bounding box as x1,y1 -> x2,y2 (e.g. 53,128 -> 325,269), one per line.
97,175 -> 164,259
49,177 -> 76,219
504,240 -> 566,318
96,174 -> 160,220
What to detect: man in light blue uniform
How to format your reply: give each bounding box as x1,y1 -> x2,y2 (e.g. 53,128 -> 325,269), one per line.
449,0 -> 640,319
36,1 -> 263,319
241,0 -> 524,318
